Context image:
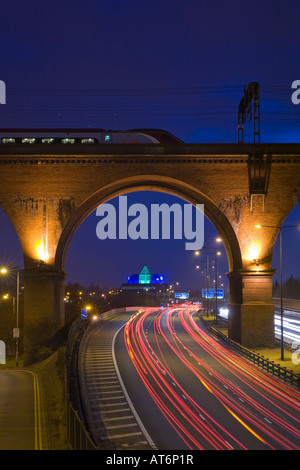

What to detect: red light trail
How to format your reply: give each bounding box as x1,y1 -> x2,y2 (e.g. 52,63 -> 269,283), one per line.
124,307 -> 300,450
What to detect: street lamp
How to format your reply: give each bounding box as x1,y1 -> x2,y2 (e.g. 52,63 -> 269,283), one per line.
195,251 -> 210,316
0,267 -> 20,366
213,250 -> 222,324
196,263 -> 209,315
255,223 -> 300,360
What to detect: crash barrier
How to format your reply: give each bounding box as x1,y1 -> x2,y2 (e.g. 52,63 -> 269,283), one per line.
65,317 -> 98,450
209,325 -> 300,390
66,398 -> 98,450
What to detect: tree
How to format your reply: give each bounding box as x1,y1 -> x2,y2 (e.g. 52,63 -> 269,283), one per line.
273,276 -> 300,300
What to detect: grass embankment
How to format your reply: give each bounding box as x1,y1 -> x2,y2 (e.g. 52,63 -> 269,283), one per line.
32,347 -> 71,450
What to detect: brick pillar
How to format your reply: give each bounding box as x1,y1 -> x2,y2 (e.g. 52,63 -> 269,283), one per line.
23,263 -> 66,364
228,269 -> 275,349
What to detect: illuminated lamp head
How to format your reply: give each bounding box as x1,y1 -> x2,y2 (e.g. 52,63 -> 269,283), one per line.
245,241 -> 262,263
34,240 -> 48,263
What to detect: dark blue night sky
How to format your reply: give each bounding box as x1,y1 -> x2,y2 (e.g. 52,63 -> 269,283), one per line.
0,0 -> 299,289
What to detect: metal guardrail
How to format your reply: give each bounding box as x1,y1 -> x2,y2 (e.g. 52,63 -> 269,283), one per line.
209,325 -> 300,390
65,318 -> 98,450
66,394 -> 98,450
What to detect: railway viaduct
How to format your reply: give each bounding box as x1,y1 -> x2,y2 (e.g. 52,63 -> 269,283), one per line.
0,142 -> 299,363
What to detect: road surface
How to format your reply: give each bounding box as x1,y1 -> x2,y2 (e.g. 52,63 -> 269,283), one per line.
79,310 -> 156,450
116,307 -> 300,450
0,369 -> 42,450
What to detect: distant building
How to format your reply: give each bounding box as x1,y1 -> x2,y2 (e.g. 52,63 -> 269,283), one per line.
119,265 -> 167,293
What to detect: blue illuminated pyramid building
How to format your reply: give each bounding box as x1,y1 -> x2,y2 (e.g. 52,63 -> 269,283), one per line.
119,265 -> 167,293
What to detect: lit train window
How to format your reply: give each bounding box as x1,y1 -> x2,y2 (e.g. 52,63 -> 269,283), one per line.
42,138 -> 55,144
104,134 -> 111,142
22,138 -> 35,144
61,138 -> 75,144
81,138 -> 95,144
2,138 -> 15,144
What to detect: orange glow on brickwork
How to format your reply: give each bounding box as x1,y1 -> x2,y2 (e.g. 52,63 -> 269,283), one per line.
245,241 -> 261,262
34,240 -> 49,262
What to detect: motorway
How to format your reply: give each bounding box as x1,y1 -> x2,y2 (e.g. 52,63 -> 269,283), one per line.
0,370 -> 42,450
82,307 -> 300,450
274,309 -> 300,346
79,310 -> 156,450
116,307 -> 300,450
219,305 -> 300,347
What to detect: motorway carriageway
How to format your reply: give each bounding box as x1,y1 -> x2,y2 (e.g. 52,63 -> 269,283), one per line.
118,307 -> 300,450
220,307 -> 300,346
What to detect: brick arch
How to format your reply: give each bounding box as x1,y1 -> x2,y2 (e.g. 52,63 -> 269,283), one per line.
54,175 -> 242,276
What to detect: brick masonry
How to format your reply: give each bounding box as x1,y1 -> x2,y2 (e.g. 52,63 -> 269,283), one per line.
0,143 -> 299,361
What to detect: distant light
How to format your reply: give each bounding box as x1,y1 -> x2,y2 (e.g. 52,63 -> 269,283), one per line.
0,268 -> 8,274
219,308 -> 229,319
255,225 -> 262,229
245,241 -> 261,262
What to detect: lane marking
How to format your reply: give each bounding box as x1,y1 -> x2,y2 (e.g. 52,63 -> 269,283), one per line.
112,324 -> 157,450
223,404 -> 267,445
102,431 -> 143,439
17,370 -> 43,450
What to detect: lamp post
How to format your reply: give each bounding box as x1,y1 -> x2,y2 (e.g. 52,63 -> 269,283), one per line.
196,264 -> 207,315
0,267 -> 20,366
255,223 -> 299,361
206,255 -> 210,317
212,250 -> 222,324
195,238 -> 223,322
